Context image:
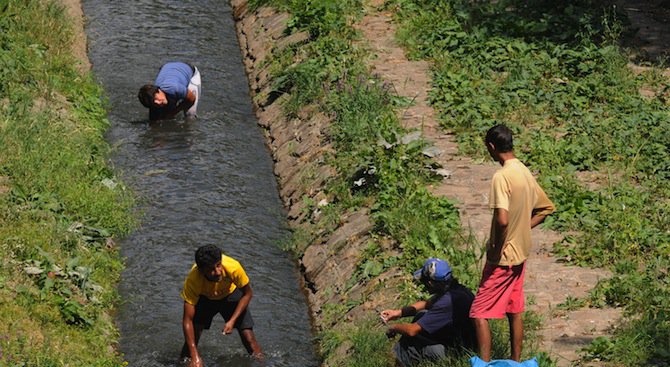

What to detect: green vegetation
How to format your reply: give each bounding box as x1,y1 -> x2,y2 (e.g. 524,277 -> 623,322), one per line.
0,0 -> 135,365
253,0 -> 552,365
257,0 -> 480,287
389,0 -> 669,365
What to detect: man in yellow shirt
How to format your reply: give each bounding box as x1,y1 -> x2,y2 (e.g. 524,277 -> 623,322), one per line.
180,245 -> 262,367
469,125 -> 555,362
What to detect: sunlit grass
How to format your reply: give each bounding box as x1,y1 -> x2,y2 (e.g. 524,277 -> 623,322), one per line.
391,0 -> 670,364
255,0 -> 560,365
0,0 -> 135,365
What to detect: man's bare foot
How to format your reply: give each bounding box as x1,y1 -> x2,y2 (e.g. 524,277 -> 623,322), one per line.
252,351 -> 266,363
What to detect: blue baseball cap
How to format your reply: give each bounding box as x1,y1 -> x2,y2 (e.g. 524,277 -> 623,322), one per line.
413,258 -> 452,282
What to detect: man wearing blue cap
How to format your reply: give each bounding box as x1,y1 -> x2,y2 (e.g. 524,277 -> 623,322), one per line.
380,258 -> 476,366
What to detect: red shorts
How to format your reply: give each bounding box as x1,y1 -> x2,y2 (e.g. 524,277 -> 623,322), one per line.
469,262 -> 526,319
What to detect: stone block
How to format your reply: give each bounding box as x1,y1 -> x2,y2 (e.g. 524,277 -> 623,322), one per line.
262,12 -> 290,39
231,0 -> 248,20
274,31 -> 309,53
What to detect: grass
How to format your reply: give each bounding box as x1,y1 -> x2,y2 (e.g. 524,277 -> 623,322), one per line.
0,0 -> 135,365
321,311 -> 553,367
249,0 -> 557,365
389,0 -> 670,365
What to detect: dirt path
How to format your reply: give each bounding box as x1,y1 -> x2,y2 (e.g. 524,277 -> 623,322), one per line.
355,2 -> 622,365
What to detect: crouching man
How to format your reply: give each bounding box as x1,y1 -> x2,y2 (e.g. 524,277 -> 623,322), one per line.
180,245 -> 262,367
138,61 -> 201,121
381,258 -> 476,366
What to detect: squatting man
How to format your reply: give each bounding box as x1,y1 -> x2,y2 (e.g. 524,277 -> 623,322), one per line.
180,245 -> 263,367
381,257 -> 476,366
138,61 -> 201,121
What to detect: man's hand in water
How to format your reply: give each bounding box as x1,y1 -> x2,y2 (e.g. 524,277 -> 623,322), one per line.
222,320 -> 235,335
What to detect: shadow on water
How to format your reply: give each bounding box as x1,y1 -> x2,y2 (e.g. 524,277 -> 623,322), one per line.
81,0 -> 318,366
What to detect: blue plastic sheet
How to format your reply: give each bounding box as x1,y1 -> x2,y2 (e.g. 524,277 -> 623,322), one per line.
470,356 -> 539,367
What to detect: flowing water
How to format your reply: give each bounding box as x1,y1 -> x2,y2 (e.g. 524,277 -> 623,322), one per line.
82,1 -> 318,366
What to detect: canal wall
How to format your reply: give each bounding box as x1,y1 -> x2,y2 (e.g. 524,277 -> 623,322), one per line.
231,0 -> 402,361
66,0 -> 395,362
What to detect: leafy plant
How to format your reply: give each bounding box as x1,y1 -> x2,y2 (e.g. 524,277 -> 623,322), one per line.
391,0 -> 670,364
0,0 -> 134,364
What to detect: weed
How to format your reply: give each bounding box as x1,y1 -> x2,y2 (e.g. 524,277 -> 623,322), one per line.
557,296 -> 587,311
259,0 -> 587,365
0,0 -> 134,364
345,323 -> 395,367
392,0 -> 670,364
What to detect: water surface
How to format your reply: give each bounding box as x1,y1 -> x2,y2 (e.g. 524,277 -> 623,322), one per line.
82,1 -> 318,365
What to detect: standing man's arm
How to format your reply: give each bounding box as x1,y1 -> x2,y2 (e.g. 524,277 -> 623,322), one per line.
488,169 -> 511,263
182,301 -> 202,367
223,284 -> 253,335
530,185 -> 555,229
530,210 -> 548,229
489,207 -> 509,262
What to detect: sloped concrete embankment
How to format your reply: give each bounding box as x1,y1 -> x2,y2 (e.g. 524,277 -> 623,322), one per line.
230,0 -> 403,354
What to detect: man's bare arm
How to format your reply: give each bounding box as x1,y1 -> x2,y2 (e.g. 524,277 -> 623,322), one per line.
182,302 -> 202,366
387,322 -> 423,338
380,300 -> 429,323
223,284 -> 253,334
176,89 -> 196,113
492,207 -> 509,258
530,212 -> 548,229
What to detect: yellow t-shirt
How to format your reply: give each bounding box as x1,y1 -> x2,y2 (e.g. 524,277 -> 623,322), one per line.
488,159 -> 555,266
181,255 -> 250,305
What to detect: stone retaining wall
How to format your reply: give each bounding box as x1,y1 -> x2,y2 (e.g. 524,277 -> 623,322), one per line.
230,0 -> 402,351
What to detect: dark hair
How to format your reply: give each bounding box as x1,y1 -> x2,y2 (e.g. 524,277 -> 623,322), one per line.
423,276 -> 459,294
195,245 -> 222,269
138,84 -> 159,108
485,124 -> 514,152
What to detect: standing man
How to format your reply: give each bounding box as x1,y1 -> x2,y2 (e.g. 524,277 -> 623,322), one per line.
180,245 -> 262,367
381,258 -> 476,366
470,124 -> 555,361
138,61 -> 201,120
